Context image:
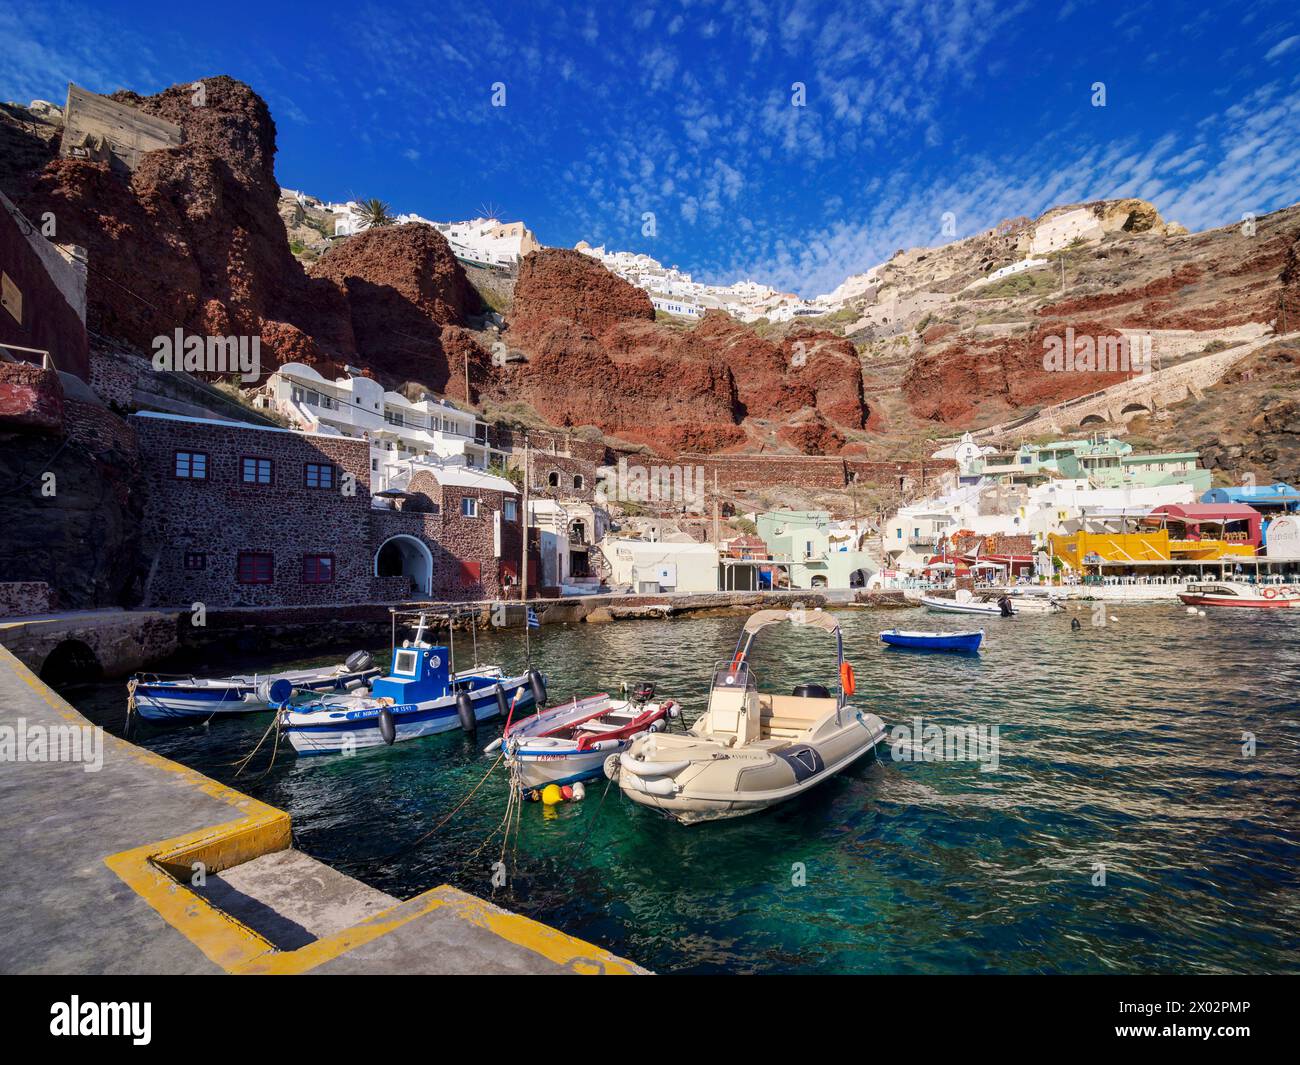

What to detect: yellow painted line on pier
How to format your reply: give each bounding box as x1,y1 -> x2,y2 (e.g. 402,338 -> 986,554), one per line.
3,647 -> 639,975
233,885 -> 640,975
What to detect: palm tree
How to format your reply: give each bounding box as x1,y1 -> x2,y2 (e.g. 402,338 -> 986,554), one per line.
351,198 -> 396,231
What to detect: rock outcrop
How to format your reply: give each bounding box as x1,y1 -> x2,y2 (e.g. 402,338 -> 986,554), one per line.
495,249 -> 868,455
2,77 -> 482,388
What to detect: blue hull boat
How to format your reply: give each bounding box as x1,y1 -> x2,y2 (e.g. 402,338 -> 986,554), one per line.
880,628 -> 984,653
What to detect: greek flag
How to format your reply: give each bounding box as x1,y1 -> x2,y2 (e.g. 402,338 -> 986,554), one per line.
526,607 -> 540,629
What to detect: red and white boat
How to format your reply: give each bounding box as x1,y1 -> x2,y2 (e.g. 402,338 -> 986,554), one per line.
488,684 -> 680,792
1178,581 -> 1300,609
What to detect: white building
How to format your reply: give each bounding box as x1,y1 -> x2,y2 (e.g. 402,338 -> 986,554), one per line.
599,539 -> 719,594
262,363 -> 491,493
529,498 -> 611,593
574,242 -> 819,322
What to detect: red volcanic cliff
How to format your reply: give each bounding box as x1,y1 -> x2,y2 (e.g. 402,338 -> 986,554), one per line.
308,224 -> 483,385
903,320 -> 1134,425
496,249 -> 868,455
3,77 -> 480,388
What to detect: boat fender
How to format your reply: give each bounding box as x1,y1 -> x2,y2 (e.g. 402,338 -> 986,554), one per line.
456,691 -> 476,733
571,782 -> 586,801
618,753 -> 691,778
1071,617 -> 1081,630
528,668 -> 547,706
483,737 -> 503,754
344,650 -> 374,673
377,706 -> 397,746
495,686 -> 509,719
602,754 -> 621,781
589,738 -> 621,751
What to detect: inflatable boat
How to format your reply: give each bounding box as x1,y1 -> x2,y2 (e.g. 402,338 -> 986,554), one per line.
608,608 -> 886,824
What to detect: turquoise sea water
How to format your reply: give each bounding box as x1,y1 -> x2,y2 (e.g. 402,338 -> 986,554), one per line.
75,604 -> 1300,974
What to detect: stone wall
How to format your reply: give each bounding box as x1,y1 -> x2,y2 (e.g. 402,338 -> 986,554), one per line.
0,361 -> 64,434
488,423 -> 608,464
0,582 -> 54,617
0,190 -> 89,380
679,453 -> 953,492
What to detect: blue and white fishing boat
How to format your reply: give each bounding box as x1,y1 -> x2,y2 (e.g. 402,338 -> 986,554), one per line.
880,628 -> 984,653
129,652 -> 379,721
276,613 -> 544,755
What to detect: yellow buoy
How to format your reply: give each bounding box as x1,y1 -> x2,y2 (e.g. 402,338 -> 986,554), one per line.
541,784 -> 563,806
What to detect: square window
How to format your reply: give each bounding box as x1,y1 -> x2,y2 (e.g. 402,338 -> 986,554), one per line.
241,457 -> 273,485
302,554 -> 334,584
305,462 -> 335,489
461,496 -> 478,517
183,551 -> 206,571
175,451 -> 208,479
236,551 -> 274,584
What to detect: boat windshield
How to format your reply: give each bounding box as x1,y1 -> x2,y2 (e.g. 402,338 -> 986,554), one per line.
710,660 -> 758,693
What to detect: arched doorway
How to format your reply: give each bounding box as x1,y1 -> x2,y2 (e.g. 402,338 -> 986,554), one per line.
375,535 -> 433,597
849,568 -> 870,588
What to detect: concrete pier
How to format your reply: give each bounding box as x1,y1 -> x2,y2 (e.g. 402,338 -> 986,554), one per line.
0,645 -> 644,975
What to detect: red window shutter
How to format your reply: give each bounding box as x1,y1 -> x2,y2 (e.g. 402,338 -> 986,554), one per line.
459,560 -> 482,587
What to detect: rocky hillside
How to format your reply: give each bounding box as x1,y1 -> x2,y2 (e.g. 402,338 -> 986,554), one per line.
480,248 -> 868,454
820,199 -> 1298,433
5,76 -> 1296,465
1128,336 -> 1300,488
0,77 -> 481,392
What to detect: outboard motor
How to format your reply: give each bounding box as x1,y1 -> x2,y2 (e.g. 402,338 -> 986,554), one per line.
632,682 -> 656,706
344,650 -> 374,673
456,690 -> 476,733
377,705 -> 397,746
997,595 -> 1014,618
792,683 -> 830,699
257,677 -> 295,706
528,669 -> 547,706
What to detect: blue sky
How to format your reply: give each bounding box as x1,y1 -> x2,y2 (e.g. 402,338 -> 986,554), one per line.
3,0 -> 1298,297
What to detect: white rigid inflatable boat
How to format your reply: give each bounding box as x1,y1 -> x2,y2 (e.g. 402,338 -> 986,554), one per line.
607,608 -> 887,824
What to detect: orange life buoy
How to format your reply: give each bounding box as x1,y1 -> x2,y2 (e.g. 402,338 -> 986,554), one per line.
840,661 -> 856,697
1263,587 -> 1278,599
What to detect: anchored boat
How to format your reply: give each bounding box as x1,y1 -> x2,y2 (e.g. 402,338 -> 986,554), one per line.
276,613 -> 545,755
921,590 -> 1061,616
491,684 -> 679,792
129,652 -> 379,721
608,608 -> 887,824
880,628 -> 983,653
1178,581 -> 1300,609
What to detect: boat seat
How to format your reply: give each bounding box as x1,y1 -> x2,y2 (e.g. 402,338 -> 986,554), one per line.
576,720 -> 623,734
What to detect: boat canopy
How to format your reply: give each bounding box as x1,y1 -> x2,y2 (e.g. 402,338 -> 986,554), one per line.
741,608 -> 841,637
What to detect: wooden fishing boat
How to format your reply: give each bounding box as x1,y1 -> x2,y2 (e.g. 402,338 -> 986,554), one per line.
880,628 -> 983,653
130,652 -> 379,721
490,684 -> 679,791
275,614 -> 544,754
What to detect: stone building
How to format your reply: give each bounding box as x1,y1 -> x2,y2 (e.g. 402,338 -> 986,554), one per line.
132,412 -> 522,608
